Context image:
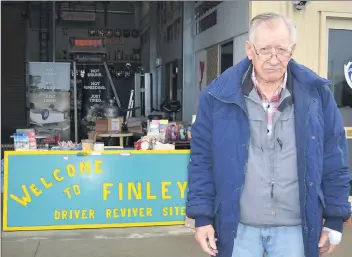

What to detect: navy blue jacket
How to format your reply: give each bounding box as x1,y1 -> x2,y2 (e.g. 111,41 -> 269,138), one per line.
186,58 -> 351,257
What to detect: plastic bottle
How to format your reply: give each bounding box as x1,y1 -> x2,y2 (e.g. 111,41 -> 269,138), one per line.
187,125 -> 192,140
179,125 -> 186,141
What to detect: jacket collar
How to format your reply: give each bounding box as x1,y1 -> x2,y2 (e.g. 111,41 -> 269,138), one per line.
207,57 -> 330,105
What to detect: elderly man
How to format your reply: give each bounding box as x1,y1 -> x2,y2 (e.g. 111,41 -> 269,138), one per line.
186,12 -> 351,257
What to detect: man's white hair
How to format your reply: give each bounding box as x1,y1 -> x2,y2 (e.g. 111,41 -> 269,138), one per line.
249,12 -> 297,46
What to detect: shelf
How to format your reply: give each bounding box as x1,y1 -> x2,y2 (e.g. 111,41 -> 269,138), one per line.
55,59 -> 141,64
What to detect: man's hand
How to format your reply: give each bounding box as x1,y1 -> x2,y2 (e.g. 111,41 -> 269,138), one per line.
195,225 -> 218,256
319,230 -> 337,256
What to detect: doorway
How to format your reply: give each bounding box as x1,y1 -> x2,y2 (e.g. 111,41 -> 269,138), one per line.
327,18 -> 352,110
220,40 -> 233,73
165,60 -> 179,101
324,15 -> 352,195
171,61 -> 178,101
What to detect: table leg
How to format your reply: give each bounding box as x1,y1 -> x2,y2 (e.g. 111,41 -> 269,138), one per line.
119,137 -> 124,147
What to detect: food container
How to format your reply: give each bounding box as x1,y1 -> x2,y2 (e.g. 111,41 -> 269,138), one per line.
81,139 -> 93,151
94,142 -> 104,151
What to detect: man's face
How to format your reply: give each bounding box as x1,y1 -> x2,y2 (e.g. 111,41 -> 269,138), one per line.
245,19 -> 295,82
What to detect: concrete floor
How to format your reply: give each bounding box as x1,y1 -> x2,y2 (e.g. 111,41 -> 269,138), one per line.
1,226 -> 352,257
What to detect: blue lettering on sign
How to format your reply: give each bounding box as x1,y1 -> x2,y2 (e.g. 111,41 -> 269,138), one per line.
4,151 -> 190,230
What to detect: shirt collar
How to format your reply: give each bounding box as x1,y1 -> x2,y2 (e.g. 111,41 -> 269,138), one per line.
251,69 -> 287,102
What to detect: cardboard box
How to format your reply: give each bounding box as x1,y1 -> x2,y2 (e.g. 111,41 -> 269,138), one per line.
95,117 -> 123,132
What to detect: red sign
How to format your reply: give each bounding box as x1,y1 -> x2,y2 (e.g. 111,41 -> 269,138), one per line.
73,39 -> 103,47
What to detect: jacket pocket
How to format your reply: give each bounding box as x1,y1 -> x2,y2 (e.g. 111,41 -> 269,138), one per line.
317,187 -> 326,208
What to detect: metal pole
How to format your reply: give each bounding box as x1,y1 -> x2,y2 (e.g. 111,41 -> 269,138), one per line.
103,62 -> 122,108
52,1 -> 56,62
73,61 -> 78,142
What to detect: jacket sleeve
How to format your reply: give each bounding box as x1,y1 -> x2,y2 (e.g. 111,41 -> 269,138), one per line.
320,84 -> 352,233
186,89 -> 215,227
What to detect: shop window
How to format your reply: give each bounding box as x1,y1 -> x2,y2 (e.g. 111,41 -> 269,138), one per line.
195,10 -> 217,35
195,1 -> 222,20
194,1 -> 221,35
327,29 -> 352,108
328,27 -> 352,196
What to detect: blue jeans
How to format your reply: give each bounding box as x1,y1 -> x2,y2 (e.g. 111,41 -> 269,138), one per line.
232,223 -> 305,257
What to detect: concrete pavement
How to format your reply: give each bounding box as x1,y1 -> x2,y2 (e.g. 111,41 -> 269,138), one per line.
2,226 -> 352,257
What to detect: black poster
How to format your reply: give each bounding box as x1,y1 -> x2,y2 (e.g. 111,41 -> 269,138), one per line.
80,65 -> 108,138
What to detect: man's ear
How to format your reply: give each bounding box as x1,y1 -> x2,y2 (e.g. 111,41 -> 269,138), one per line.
245,41 -> 253,60
291,44 -> 297,55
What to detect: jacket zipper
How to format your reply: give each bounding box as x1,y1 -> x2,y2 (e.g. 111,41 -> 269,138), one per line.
246,94 -> 277,200
270,181 -> 275,198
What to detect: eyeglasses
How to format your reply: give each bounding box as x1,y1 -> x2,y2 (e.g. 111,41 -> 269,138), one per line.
253,45 -> 292,62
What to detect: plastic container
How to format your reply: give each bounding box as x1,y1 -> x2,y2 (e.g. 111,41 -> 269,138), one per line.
13,133 -> 19,150
81,139 -> 94,151
94,142 -> 105,151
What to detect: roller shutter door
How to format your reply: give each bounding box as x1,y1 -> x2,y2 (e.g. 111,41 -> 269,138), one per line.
1,2 -> 27,143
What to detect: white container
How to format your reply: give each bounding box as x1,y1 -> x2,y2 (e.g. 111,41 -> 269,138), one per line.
94,142 -> 105,151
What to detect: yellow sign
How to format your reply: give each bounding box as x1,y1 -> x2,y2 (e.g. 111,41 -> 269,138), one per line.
345,127 -> 352,139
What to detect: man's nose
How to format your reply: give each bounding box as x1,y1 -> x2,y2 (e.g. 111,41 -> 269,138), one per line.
268,53 -> 280,65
